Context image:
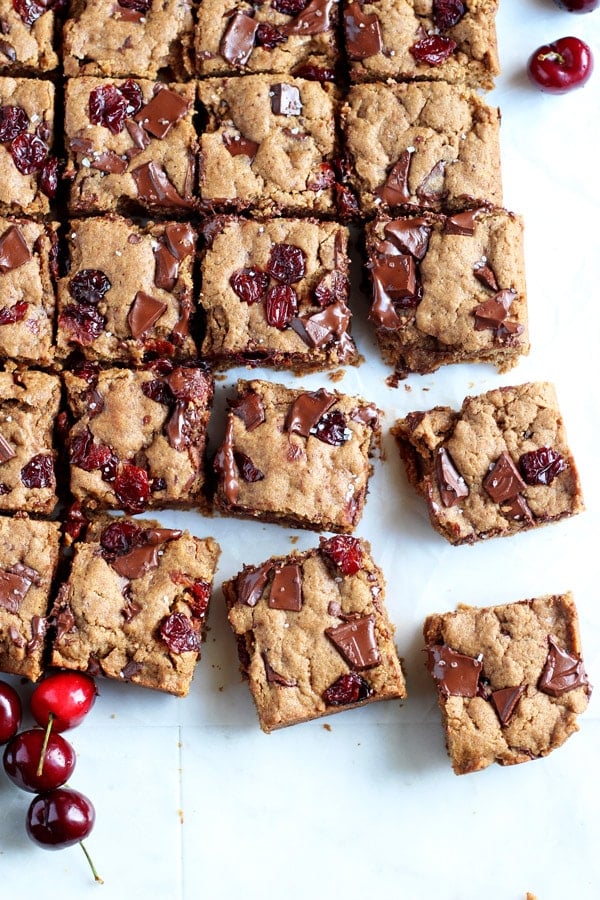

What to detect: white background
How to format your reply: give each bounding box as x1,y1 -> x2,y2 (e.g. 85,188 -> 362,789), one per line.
1,3 -> 599,898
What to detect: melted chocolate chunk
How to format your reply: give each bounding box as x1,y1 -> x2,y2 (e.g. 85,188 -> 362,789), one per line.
473,261 -> 498,292
134,89 -> 189,140
425,644 -> 482,697
444,209 -> 482,236
491,685 -> 525,726
0,433 -> 15,464
378,152 -> 413,206
125,119 -> 151,151
234,451 -> 264,483
0,225 -> 31,273
416,160 -> 446,205
110,528 -> 182,580
237,561 -> 273,607
90,150 -> 128,174
435,447 -> 469,507
473,289 -> 515,331
383,218 -> 431,260
230,391 -> 266,431
154,243 -> 179,291
26,615 -> 47,655
538,636 -> 589,697
483,452 -> 526,504
371,254 -> 417,303
344,1 -> 382,60
223,132 -> 259,161
369,276 -> 402,330
281,0 -> 333,36
285,388 -> 335,437
270,83 -> 302,116
214,418 -> 239,504
268,563 -> 303,611
262,652 -> 297,687
132,161 -> 195,209
220,12 -> 258,67
128,291 -> 167,339
501,493 -> 534,525
298,299 -> 351,349
326,615 -> 380,670
0,568 -> 32,613
164,223 -> 194,261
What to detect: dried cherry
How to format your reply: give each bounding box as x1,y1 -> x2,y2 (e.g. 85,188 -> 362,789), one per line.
311,410 -> 350,446
113,464 -> 151,514
230,267 -> 269,304
68,269 -> 111,305
432,0 -> 466,30
519,447 -> 567,486
38,155 -> 59,199
271,0 -> 309,14
187,580 -> 211,618
307,162 -> 336,191
9,133 -> 48,174
88,83 -> 128,134
266,242 -> 306,284
59,304 -> 106,345
12,0 -> 47,26
322,672 -> 372,706
0,300 -> 28,326
159,612 -> 200,654
20,454 -> 54,489
265,284 -> 298,328
335,184 -> 360,221
293,65 -> 336,83
142,378 -> 174,406
100,520 -> 143,556
0,105 -> 28,143
234,451 -> 264,483
118,78 -> 144,117
255,24 -> 286,49
410,34 -> 457,65
320,535 -> 363,576
117,0 -> 151,12
69,429 -> 117,478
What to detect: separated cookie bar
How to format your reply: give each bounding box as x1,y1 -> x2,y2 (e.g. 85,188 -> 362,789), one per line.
365,208 -> 528,378
200,216 -> 357,371
392,382 -> 584,545
0,370 -> 60,516
0,77 -> 56,216
0,516 -> 60,682
0,0 -> 58,74
50,516 -> 220,697
64,363 -> 213,514
0,217 -> 58,368
223,536 -> 406,731
341,81 -> 502,218
423,592 -> 591,774
57,216 -> 197,366
213,379 -> 381,532
195,0 -> 339,78
197,75 -> 339,216
63,0 -> 194,79
65,77 -> 196,216
343,0 -> 499,88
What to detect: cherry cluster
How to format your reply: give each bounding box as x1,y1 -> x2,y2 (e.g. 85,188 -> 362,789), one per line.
1,673 -> 101,883
528,1 -> 596,93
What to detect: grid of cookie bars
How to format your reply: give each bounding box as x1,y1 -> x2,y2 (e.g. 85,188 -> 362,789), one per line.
0,0 -> 590,769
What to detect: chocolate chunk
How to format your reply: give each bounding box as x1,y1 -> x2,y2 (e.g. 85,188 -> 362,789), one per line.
435,447 -> 469,507
125,119 -> 151,151
134,89 -> 189,140
326,615 -> 380,670
127,291 -> 167,339
473,289 -> 515,331
90,150 -> 128,174
369,276 -> 402,330
0,40 -> 16,62
444,208 -> 482,236
491,685 -> 525,725
26,615 -> 47,655
220,12 -> 258,67
538,636 -> 590,697
214,418 -> 239,504
496,319 -> 524,345
473,261 -> 499,292
371,254 -> 417,302
69,135 -> 95,156
270,83 -> 302,116
483,452 -> 526,503
0,568 -> 32,613
268,563 -> 303,611
262,652 -> 297,687
237,561 -> 273,607
0,225 -> 31,273
8,626 -> 25,648
425,644 -> 482,697
164,223 -> 194,261
121,659 -> 143,680
378,151 -> 413,206
231,391 -> 266,431
132,161 -> 195,209
299,299 -> 351,349
164,401 -> 190,451
281,0 -> 333,36
0,433 -> 15,464
501,493 -> 534,525
223,133 -> 259,161
416,160 -> 446,205
384,218 -> 431,260
110,528 -> 182,580
285,388 -> 335,437
154,243 -> 179,291
344,1 -> 382,60
53,605 -> 76,641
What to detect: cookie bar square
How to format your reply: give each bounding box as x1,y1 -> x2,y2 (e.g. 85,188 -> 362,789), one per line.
63,0 -> 194,79
194,0 -> 339,78
0,217 -> 58,368
342,0 -> 500,88
197,75 -> 339,216
0,516 -> 60,681
0,0 -> 58,74
365,208 -> 528,377
213,379 -> 381,533
64,363 -> 213,514
50,516 -> 220,697
199,216 -> 358,371
341,81 -> 502,218
0,77 -> 55,216
392,382 -> 584,545
65,77 -> 196,216
423,592 -> 591,774
223,536 -> 406,731
0,370 -> 60,516
57,216 -> 197,366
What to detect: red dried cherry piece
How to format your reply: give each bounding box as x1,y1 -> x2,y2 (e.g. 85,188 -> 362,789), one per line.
142,378 -> 174,406
336,184 -> 360,220
266,242 -> 306,284
311,409 -> 350,446
234,451 -> 264,483
322,672 -> 372,706
271,0 -> 309,13
38,155 -> 59,198
71,360 -> 100,384
321,535 -> 363,576
12,0 -> 47,26
230,267 -> 270,304
187,580 -> 211,618
118,78 -> 144,116
59,304 -> 106,344
100,520 -> 143,556
256,24 -> 286,49
519,447 -> 567,486
113,464 -> 151,514
0,105 -> 29,143
293,65 -> 336,83
432,0 -> 466,30
20,454 -> 54,489
68,269 -> 111,305
9,133 -> 48,174
159,612 -> 200,654
410,34 -> 457,65
0,300 -> 28,326
62,500 -> 87,541
307,162 -> 336,191
265,284 -> 298,328
69,429 -> 117,477
313,271 -> 349,308
89,83 -> 128,134
117,0 -> 151,12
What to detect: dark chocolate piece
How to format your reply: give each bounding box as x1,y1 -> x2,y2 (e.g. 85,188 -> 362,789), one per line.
501,493 -> 534,525
0,568 -> 32,614
370,254 -> 417,302
473,289 -> 515,331
220,12 -> 258,67
281,0 -> 333,36
90,150 -> 128,174
483,452 -> 526,504
0,433 -> 16,464
0,225 -> 31,273
416,160 -> 446,205
154,243 -> 179,291
134,89 -> 189,140
238,562 -> 273,607
127,291 -> 167,339
326,615 -> 380,670
384,218 -> 431,260
132,161 -> 195,209
491,685 -> 525,725
223,133 -> 259,160
435,448 -> 469,507
538,636 -> 589,697
473,262 -> 498,291
164,223 -> 194,260
214,419 -> 239,503
270,83 -> 302,116
344,1 -> 382,60
285,388 -> 335,437
268,563 -> 302,611
231,391 -> 266,431
444,208 -> 482,236
300,300 -> 351,349
378,152 -> 412,206
425,644 -> 482,697
262,652 -> 297,686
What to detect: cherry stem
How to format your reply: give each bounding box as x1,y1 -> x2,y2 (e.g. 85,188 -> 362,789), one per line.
36,712 -> 54,778
80,840 -> 104,885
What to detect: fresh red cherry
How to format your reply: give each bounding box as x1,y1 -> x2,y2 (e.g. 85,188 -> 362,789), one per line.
553,0 -> 599,12
3,729 -> 76,793
527,36 -> 594,93
30,671 -> 97,733
0,680 -> 22,745
26,788 -> 103,882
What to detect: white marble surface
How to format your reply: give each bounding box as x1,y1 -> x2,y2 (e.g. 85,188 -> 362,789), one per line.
1,4 -> 599,898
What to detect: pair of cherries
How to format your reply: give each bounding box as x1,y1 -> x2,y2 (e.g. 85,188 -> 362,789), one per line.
527,1 -> 596,93
1,672 -> 101,882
